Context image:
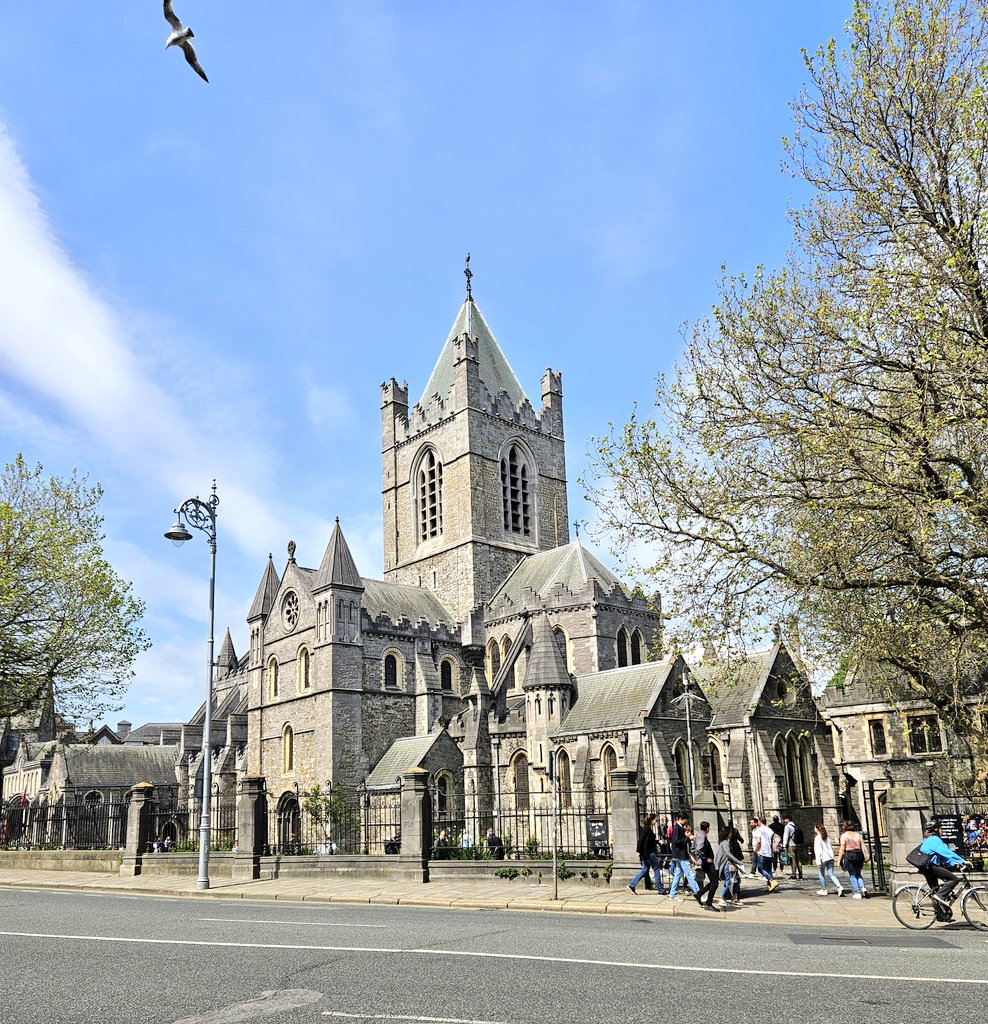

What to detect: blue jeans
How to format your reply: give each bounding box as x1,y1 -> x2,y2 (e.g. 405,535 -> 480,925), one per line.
817,858 -> 841,891
756,854 -> 774,883
669,858 -> 699,897
629,852 -> 662,891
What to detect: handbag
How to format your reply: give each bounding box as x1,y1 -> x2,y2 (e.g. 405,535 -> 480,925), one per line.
905,846 -> 931,870
780,851 -> 791,867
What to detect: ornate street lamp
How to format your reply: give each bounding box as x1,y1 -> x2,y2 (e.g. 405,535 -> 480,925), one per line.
164,481 -> 219,890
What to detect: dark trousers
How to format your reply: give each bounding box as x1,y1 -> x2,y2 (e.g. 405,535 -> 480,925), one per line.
922,864 -> 963,904
788,845 -> 803,878
695,859 -> 717,906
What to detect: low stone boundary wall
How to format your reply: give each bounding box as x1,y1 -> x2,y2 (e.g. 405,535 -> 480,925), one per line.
0,849 -> 123,873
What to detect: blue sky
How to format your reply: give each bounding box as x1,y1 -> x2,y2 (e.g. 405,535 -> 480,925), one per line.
0,2 -> 850,730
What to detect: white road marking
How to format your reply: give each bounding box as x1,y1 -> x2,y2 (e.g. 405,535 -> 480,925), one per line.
198,917 -> 389,928
322,1014 -> 504,1024
0,931 -> 985,987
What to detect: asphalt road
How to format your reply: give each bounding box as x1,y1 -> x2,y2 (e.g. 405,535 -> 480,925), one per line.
1,889 -> 986,1024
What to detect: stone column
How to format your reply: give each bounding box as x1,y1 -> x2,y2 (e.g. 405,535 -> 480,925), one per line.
691,789 -> 729,832
609,768 -> 640,869
119,783 -> 154,877
886,785 -> 927,890
397,767 -> 431,883
233,776 -> 268,882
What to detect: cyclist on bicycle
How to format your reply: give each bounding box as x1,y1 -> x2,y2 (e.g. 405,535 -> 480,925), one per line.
918,821 -> 974,917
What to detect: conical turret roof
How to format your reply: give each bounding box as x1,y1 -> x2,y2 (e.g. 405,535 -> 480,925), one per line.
417,297 -> 528,413
523,612 -> 571,690
217,628 -> 238,673
247,554 -> 281,620
314,518 -> 362,591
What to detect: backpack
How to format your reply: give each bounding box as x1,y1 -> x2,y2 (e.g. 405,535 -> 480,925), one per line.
771,832 -> 782,853
791,825 -> 804,845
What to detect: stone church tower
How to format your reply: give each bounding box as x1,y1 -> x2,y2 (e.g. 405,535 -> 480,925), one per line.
381,262 -> 569,631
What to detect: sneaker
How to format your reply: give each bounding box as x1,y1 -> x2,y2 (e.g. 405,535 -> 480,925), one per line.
815,889 -> 828,896
767,880 -> 780,893
694,892 -> 703,905
837,888 -> 846,897
702,904 -> 719,911
667,895 -> 683,902
657,888 -> 668,895
627,884 -> 637,895
851,892 -> 863,900
716,897 -> 729,906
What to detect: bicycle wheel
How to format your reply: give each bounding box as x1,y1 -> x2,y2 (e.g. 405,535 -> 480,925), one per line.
961,886 -> 988,931
892,884 -> 937,929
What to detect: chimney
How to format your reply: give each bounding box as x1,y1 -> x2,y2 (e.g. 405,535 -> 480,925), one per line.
116,720 -> 132,739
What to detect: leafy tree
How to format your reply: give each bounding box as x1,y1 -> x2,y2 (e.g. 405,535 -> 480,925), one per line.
587,0 -> 988,788
0,455 -> 150,724
302,784 -> 359,852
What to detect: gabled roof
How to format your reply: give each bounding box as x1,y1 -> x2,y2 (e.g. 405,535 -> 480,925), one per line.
314,519 -> 362,591
361,578 -> 456,629
694,643 -> 792,729
522,613 -> 571,691
555,659 -> 676,736
365,733 -> 442,789
62,745 -> 178,788
247,555 -> 281,620
417,297 -> 528,412
121,722 -> 183,745
490,540 -> 628,607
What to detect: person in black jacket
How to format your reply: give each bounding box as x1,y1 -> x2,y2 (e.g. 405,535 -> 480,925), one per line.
627,812 -> 664,894
692,820 -> 719,911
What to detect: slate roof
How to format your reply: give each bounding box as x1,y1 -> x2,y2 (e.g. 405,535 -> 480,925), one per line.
314,519 -> 362,590
62,745 -> 178,788
121,722 -> 183,746
555,659 -> 675,736
693,644 -> 781,729
248,555 -> 281,620
523,613 -> 571,691
417,297 -> 528,412
490,540 -> 628,607
365,734 -> 441,789
217,629 -> 238,673
361,578 -> 456,629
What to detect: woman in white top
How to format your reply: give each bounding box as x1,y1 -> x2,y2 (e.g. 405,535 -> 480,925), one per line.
813,823 -> 844,896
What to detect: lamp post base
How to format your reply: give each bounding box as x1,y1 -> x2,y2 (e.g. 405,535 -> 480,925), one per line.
196,878 -> 210,890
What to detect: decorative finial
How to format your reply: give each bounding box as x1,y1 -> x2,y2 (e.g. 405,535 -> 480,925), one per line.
573,520 -> 580,538
464,252 -> 473,300
288,540 -> 296,563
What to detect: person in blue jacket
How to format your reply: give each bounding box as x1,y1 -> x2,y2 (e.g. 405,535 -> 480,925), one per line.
918,820 -> 973,914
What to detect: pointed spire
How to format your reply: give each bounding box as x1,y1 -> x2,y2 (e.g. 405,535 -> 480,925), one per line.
314,518 -> 362,591
523,612 -> 571,690
247,554 -> 281,621
217,628 -> 238,673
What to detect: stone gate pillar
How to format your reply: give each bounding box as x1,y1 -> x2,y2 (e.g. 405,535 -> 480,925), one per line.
398,768 -> 431,883
886,785 -> 927,890
233,776 -> 268,882
120,783 -> 154,877
609,768 -> 640,869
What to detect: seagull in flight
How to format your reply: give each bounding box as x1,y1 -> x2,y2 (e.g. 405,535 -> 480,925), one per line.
163,0 -> 208,82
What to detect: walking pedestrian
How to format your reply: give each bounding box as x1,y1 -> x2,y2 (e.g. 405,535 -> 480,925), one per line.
727,822 -> 745,901
837,820 -> 869,899
692,820 -> 719,911
668,812 -> 702,903
812,823 -> 844,896
751,816 -> 780,892
769,814 -> 785,871
714,825 -> 747,906
628,812 -> 664,895
783,814 -> 804,879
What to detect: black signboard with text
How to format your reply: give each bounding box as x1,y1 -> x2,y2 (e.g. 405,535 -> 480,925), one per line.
586,814 -> 610,857
930,815 -> 964,854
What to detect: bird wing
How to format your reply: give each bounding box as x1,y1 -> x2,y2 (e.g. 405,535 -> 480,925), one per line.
163,0 -> 182,30
181,40 -> 209,82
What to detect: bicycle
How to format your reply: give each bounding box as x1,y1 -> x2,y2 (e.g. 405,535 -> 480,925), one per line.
892,868 -> 988,930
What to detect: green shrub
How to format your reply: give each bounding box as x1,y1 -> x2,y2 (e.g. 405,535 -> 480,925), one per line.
494,866 -> 519,880
602,860 -> 613,883
556,860 -> 574,880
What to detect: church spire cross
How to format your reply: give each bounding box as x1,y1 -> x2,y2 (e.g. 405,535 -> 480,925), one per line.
464,252 -> 473,300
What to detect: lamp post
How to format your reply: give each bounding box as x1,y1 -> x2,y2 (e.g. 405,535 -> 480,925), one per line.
671,668 -> 701,805
164,481 -> 219,891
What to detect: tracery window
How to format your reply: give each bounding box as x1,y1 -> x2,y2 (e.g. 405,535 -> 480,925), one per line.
617,627 -> 630,668
417,449 -> 444,540
501,443 -> 531,536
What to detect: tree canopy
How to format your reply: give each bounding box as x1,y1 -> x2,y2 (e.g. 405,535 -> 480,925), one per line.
587,0 -> 988,785
0,455 -> 150,725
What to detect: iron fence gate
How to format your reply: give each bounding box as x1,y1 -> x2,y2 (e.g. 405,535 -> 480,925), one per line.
0,788 -> 129,851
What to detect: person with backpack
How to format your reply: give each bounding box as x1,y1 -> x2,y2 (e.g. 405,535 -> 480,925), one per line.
783,814 -> 804,880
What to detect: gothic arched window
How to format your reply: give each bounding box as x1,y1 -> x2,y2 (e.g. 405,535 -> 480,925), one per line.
630,630 -> 643,665
617,627 -> 630,668
555,749 -> 572,808
512,752 -> 530,811
417,448 -> 444,541
500,443 -> 532,536
440,659 -> 453,692
488,640 -> 501,685
297,647 -> 311,691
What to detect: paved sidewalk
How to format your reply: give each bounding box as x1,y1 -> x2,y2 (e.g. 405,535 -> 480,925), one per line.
0,867 -> 897,928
